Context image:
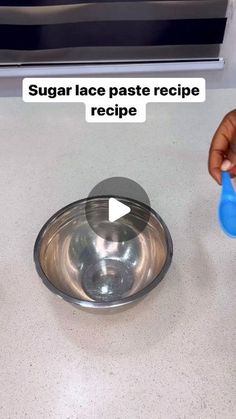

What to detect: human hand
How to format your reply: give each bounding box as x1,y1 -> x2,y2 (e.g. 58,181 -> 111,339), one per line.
208,109 -> 236,184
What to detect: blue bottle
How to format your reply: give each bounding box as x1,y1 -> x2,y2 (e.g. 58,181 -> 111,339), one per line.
219,171 -> 236,238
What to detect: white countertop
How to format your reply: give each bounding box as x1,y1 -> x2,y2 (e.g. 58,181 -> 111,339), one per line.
0,89 -> 236,419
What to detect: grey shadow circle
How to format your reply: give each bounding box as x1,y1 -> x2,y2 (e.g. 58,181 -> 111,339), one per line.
85,177 -> 151,242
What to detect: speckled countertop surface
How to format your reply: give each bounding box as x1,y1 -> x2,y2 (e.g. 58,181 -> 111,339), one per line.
0,89 -> 236,419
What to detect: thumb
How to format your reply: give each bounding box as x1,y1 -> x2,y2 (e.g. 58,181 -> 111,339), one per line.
221,141 -> 236,173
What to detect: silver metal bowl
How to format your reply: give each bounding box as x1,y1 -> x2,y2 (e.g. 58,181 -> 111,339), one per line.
34,197 -> 173,309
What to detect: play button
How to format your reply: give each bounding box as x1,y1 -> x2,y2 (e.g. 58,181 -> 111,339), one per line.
85,177 -> 151,242
108,198 -> 131,222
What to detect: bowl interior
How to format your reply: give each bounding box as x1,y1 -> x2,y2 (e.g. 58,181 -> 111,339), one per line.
36,198 -> 171,304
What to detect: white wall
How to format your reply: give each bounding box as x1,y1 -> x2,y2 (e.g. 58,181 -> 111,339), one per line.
217,0 -> 236,87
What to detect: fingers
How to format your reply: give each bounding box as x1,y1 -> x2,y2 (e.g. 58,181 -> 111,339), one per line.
221,134 -> 236,178
208,149 -> 224,184
231,166 -> 236,176
228,142 -> 236,166
208,130 -> 229,185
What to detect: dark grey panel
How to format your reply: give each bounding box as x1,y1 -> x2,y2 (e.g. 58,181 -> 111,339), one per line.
0,45 -> 220,65
0,0 -> 228,5
0,0 -> 228,25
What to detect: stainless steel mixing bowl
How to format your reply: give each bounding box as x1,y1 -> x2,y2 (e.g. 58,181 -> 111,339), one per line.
34,197 -> 173,309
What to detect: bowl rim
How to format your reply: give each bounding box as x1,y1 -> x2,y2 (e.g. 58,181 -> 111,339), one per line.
34,195 -> 173,309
